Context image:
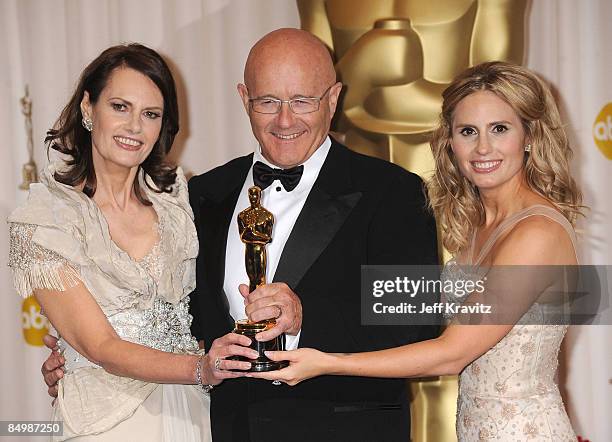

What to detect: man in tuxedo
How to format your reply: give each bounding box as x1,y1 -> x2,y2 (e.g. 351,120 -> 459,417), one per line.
41,28 -> 439,441
188,28 -> 439,441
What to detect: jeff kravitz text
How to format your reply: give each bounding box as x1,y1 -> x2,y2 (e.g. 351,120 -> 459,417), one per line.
372,302 -> 492,315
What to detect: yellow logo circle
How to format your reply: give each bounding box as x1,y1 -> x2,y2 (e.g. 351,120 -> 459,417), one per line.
593,103 -> 612,159
22,296 -> 50,346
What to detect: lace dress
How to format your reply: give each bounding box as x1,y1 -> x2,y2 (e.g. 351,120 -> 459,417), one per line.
443,205 -> 577,441
8,163 -> 210,441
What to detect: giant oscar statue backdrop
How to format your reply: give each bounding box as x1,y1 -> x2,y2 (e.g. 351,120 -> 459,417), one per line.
297,1 -> 528,441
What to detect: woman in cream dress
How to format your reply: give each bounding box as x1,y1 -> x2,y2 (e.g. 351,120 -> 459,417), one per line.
253,62 -> 582,441
8,44 -> 255,441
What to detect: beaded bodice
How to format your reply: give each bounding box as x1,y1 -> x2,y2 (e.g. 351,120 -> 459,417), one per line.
58,232 -> 199,371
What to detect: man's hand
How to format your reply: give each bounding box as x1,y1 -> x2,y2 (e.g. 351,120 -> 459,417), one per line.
41,334 -> 64,399
239,283 -> 302,341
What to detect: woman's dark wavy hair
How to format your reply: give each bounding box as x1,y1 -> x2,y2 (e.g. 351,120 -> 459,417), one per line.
45,43 -> 179,204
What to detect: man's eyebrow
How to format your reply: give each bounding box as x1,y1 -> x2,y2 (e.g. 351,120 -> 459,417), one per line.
253,93 -> 316,100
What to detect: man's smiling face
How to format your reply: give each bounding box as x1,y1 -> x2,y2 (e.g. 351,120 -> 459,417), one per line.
237,29 -> 341,169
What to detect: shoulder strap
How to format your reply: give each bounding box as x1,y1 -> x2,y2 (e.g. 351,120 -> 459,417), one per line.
473,205 -> 577,265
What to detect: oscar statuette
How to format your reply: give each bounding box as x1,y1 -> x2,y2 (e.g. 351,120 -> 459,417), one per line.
19,86 -> 38,190
232,186 -> 288,372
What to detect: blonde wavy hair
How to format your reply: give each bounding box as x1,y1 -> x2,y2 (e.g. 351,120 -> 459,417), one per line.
427,61 -> 583,255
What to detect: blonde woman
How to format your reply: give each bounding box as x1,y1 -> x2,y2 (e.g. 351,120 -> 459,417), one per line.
252,62 -> 582,441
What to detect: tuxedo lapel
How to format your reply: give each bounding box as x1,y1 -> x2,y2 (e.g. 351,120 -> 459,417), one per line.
274,141 -> 361,289
195,154 -> 252,324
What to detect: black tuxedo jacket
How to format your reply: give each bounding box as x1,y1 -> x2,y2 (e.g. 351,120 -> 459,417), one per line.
188,140 -> 439,442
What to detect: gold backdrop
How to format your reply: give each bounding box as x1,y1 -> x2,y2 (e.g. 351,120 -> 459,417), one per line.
297,1 -> 528,440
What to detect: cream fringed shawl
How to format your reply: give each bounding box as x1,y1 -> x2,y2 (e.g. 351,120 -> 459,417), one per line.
7,163 -> 199,440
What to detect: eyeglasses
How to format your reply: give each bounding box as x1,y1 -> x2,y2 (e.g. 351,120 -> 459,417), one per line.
248,84 -> 336,114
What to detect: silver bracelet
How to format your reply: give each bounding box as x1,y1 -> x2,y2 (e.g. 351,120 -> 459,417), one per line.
195,354 -> 213,393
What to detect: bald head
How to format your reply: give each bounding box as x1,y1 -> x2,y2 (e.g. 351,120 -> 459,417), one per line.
244,28 -> 336,90
237,28 -> 342,169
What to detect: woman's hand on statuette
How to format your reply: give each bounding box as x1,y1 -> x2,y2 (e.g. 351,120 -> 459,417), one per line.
204,332 -> 259,384
246,348 -> 328,386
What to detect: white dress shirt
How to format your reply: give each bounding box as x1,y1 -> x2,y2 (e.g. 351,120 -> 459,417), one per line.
223,137 -> 331,350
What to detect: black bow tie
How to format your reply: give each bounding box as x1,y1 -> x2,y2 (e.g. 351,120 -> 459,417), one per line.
252,161 -> 304,192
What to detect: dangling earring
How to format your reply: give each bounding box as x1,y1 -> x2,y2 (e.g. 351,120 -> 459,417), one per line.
82,117 -> 93,132
524,144 -> 532,152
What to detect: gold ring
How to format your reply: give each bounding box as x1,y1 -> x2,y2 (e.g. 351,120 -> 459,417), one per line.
214,357 -> 222,370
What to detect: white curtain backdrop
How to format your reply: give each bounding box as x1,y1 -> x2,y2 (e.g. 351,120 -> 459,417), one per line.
0,1 -> 609,441
527,2 -> 612,441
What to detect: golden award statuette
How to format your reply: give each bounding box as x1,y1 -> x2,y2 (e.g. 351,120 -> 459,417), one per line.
233,186 -> 288,372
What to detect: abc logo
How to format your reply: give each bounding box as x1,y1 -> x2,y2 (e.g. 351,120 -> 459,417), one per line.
22,296 -> 49,346
593,103 -> 612,159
